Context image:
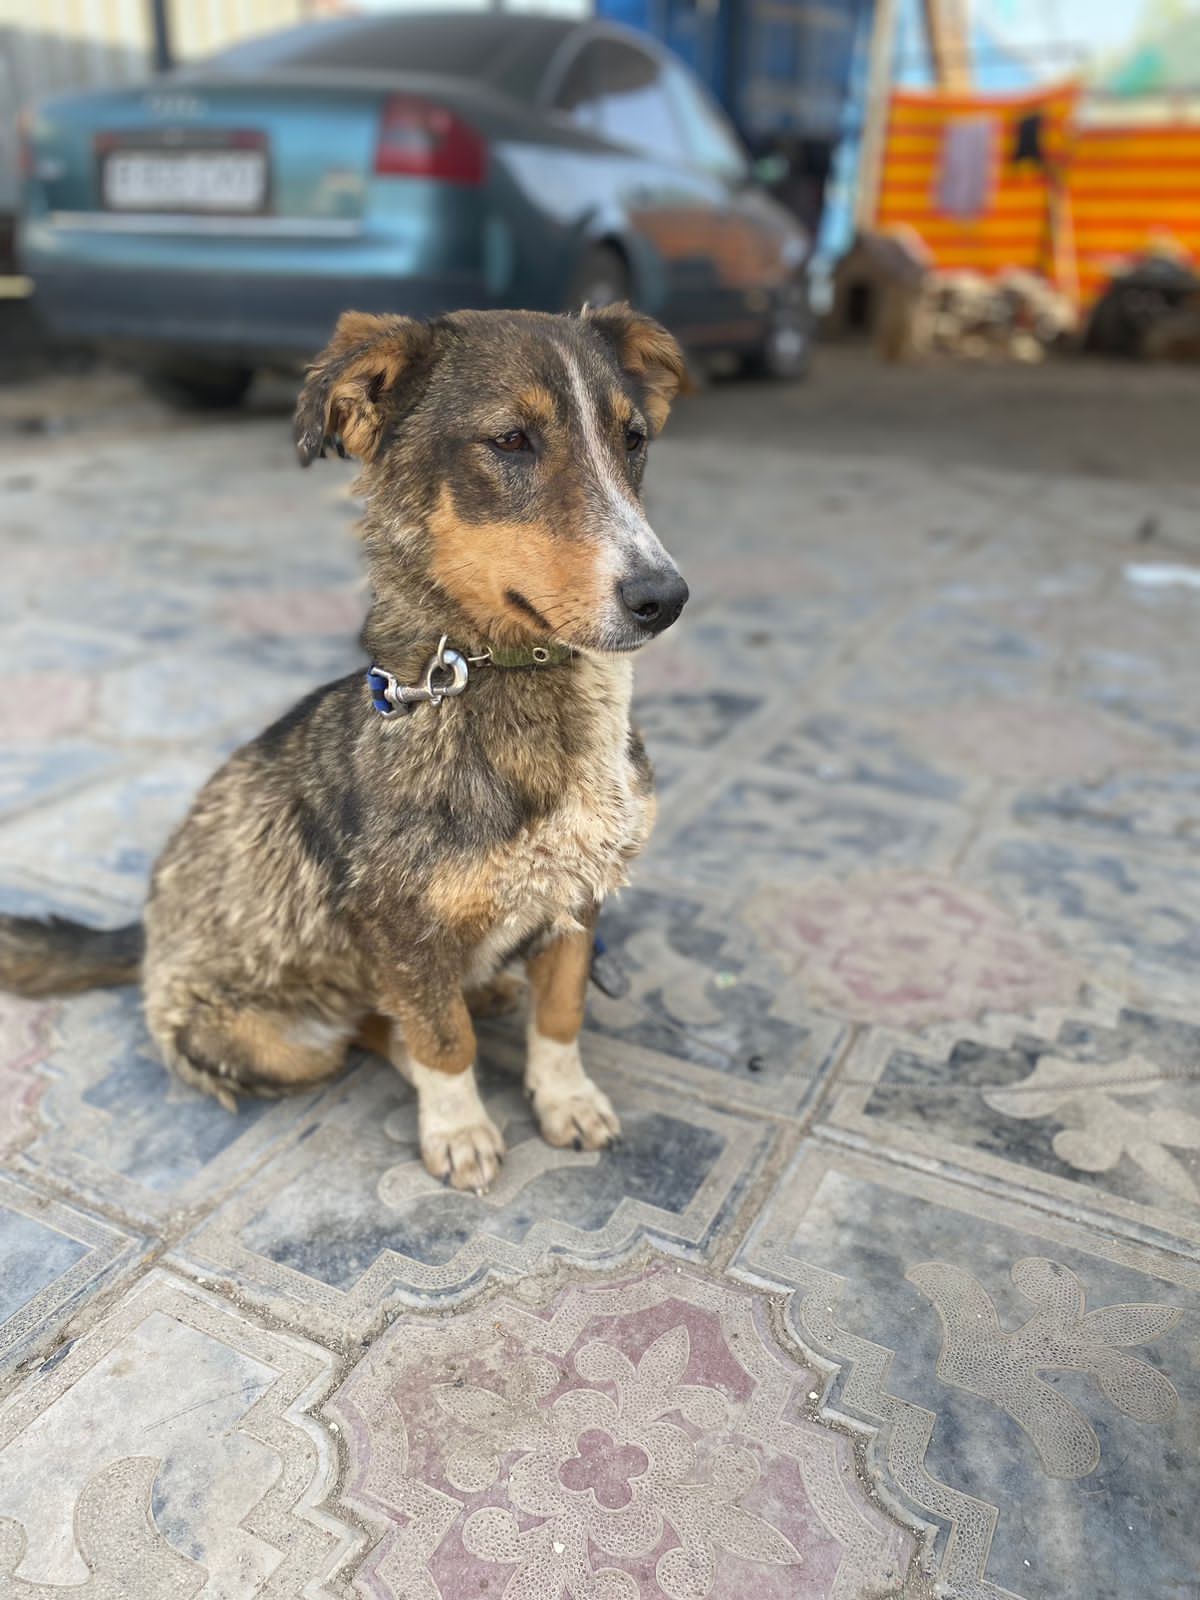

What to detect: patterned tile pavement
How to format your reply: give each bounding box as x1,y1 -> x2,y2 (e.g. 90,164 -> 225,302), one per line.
328,1261 -> 915,1600
733,1145 -> 1200,1600
1,359 -> 1199,1596
172,1045 -> 777,1342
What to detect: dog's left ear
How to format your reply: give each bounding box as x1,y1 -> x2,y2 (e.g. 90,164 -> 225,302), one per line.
294,311 -> 434,466
584,303 -> 690,434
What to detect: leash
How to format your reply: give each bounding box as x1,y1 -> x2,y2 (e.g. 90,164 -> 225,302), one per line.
366,634 -> 574,717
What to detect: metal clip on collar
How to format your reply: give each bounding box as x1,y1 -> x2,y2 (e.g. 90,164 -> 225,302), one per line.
367,635 -> 470,716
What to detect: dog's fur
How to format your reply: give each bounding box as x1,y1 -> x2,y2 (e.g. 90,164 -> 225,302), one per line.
0,305 -> 689,1191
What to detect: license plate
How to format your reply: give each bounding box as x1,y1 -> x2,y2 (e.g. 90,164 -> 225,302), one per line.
102,149 -> 267,213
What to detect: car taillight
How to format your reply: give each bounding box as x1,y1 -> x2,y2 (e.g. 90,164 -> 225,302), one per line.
374,95 -> 485,186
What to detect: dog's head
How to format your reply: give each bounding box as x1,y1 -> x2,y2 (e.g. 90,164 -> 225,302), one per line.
295,306 -> 689,653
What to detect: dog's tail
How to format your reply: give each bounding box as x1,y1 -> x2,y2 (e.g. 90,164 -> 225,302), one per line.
0,913 -> 144,997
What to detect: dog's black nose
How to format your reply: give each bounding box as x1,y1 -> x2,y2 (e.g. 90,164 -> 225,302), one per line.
618,568 -> 690,635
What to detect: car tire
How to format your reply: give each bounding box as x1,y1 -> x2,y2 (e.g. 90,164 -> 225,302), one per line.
742,292 -> 812,382
144,362 -> 255,411
566,245 -> 631,311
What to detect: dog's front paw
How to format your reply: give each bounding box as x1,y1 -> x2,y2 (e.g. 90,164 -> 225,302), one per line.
533,1077 -> 621,1151
421,1113 -> 505,1193
409,1060 -> 505,1193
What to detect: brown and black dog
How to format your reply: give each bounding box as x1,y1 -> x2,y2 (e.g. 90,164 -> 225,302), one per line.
0,305 -> 689,1192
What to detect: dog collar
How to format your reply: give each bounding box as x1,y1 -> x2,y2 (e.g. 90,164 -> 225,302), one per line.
367,635 -> 574,716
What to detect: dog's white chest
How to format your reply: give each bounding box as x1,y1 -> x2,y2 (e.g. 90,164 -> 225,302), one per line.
464,667 -> 653,983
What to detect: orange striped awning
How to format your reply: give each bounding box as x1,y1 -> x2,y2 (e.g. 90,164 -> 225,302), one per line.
876,84 -> 1200,307
1072,123 -> 1200,304
876,83 -> 1081,287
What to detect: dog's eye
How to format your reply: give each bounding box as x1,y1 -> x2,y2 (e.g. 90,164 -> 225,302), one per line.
492,429 -> 532,454
625,427 -> 646,453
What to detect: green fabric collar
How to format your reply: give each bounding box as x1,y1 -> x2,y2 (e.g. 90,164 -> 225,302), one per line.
484,642 -> 575,669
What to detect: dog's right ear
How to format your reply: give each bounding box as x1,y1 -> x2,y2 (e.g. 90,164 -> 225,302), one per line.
294,311 -> 433,467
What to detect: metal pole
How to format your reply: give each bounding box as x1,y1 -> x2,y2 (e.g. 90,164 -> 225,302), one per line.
854,0 -> 898,231
149,0 -> 172,74
922,0 -> 971,91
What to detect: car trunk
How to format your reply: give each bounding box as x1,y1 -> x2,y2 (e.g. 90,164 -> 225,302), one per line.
27,72 -> 484,222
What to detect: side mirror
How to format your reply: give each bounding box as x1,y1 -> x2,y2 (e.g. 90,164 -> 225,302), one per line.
752,153 -> 790,186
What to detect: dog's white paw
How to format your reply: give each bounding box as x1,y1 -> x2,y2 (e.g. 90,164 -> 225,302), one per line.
421,1114 -> 505,1193
410,1059 -> 505,1194
526,1033 -> 620,1151
533,1078 -> 621,1150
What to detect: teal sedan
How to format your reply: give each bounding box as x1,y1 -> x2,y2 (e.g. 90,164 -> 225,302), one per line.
19,11 -> 811,407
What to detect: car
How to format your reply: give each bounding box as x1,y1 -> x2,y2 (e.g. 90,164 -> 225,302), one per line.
17,11 -> 811,407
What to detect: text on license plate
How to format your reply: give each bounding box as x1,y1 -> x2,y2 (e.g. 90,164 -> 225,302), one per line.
103,150 -> 267,212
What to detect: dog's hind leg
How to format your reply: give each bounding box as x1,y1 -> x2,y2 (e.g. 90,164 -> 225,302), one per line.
156,1001 -> 353,1111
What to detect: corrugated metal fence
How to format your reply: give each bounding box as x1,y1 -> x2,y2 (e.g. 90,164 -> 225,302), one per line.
0,0 -> 307,214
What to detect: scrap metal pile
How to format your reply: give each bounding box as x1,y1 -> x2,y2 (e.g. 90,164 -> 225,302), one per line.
1083,243 -> 1200,362
830,229 -> 1200,365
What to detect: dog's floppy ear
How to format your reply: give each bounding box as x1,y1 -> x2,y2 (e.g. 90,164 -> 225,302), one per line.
583,303 -> 690,434
294,311 -> 433,466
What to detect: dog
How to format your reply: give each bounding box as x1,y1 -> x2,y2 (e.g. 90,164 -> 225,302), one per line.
0,304 -> 689,1193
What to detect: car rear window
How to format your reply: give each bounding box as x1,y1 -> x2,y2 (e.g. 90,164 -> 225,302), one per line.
554,40 -> 687,163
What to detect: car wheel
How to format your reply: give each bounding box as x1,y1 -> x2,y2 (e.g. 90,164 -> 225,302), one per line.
566,245 -> 631,311
743,293 -> 812,382
144,362 -> 255,411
